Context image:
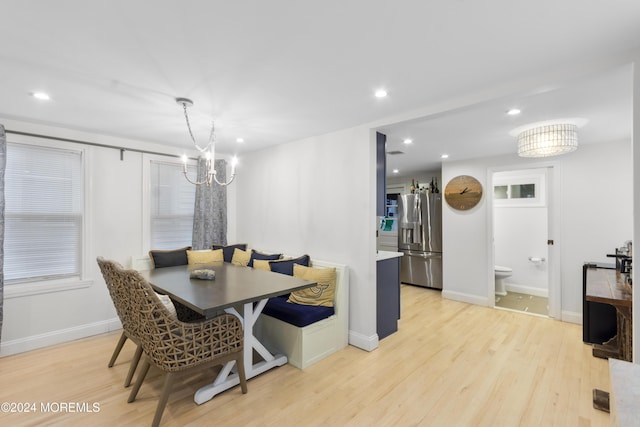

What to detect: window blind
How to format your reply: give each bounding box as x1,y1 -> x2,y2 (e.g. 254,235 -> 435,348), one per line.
4,143 -> 83,282
150,161 -> 196,249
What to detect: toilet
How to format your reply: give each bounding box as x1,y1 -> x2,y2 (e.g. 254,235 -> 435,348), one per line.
494,265 -> 512,296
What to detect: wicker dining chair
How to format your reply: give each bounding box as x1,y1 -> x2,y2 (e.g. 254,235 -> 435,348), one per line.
97,257 -> 143,388
111,266 -> 247,427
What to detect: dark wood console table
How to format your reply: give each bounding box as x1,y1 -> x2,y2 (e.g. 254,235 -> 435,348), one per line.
585,265 -> 632,412
585,266 -> 632,362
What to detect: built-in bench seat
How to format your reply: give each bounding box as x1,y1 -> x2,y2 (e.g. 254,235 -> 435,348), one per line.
255,259 -> 349,369
262,295 -> 334,327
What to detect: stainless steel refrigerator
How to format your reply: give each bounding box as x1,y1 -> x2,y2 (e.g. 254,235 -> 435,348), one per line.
398,192 -> 443,289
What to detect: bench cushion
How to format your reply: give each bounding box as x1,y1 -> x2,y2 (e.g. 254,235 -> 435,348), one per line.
187,249 -> 224,265
263,296 -> 334,327
212,243 -> 248,263
149,246 -> 191,268
270,255 -> 310,275
248,249 -> 282,267
254,254 -> 311,275
231,248 -> 252,266
288,265 -> 336,307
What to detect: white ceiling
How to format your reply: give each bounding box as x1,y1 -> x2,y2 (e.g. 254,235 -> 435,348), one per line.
380,64 -> 634,175
1,1 -> 640,174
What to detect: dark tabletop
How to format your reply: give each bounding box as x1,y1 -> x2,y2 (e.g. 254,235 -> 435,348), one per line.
139,263 -> 316,318
585,266 -> 632,308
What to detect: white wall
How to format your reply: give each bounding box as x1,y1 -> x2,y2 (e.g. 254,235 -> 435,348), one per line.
387,170 -> 442,193
442,139 -> 633,322
0,117 -> 379,355
234,126 -> 379,351
0,118 -> 238,356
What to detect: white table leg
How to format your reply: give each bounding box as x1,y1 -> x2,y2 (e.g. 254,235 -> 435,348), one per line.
194,299 -> 288,405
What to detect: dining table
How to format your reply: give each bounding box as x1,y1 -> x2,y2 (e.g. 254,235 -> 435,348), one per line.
138,262 -> 316,404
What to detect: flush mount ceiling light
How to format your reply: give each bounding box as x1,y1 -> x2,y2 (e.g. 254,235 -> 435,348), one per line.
506,108 -> 521,116
403,138 -> 412,144
517,123 -> 579,158
176,97 -> 237,186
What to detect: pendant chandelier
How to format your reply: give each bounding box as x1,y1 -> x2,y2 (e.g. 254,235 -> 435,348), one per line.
517,123 -> 578,158
176,97 -> 237,186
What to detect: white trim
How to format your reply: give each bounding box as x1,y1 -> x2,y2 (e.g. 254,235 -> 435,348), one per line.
4,279 -> 93,299
442,289 -> 491,306
0,317 -> 121,357
141,153 -> 152,254
348,330 -> 379,351
82,144 -> 93,283
488,162 -> 562,320
4,137 -> 89,284
493,169 -> 546,207
504,283 -> 549,298
561,310 -> 582,324
141,153 -> 197,252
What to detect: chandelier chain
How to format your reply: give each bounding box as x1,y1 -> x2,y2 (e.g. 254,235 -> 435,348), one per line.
181,102 -> 215,153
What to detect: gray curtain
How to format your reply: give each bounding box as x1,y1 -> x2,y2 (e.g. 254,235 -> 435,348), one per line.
192,157 -> 227,250
0,125 -> 5,342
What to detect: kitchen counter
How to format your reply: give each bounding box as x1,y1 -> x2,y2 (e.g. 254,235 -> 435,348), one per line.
585,266 -> 632,361
376,250 -> 403,262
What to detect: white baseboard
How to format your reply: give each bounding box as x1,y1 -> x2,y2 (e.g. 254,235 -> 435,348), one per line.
442,289 -> 491,307
348,330 -> 379,352
0,317 -> 121,357
505,283 -> 549,298
561,310 -> 582,324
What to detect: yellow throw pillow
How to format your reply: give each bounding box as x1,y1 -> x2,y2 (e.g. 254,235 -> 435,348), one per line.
187,249 -> 223,265
253,259 -> 271,271
231,248 -> 252,267
288,264 -> 336,307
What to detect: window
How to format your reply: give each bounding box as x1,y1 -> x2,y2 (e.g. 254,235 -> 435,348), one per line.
494,183 -> 536,200
493,169 -> 546,207
149,160 -> 196,249
5,143 -> 83,283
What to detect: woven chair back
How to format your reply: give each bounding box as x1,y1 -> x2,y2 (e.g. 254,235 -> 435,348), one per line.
110,266 -> 244,373
97,257 -> 140,339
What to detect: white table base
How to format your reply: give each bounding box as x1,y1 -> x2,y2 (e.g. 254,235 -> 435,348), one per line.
194,299 -> 287,405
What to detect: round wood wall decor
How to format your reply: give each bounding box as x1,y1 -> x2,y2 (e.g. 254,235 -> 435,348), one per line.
444,175 -> 483,211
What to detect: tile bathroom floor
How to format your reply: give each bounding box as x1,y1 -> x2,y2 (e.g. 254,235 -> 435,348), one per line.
495,291 -> 548,316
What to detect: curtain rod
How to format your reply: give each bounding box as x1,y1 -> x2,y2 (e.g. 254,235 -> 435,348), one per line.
5,129 -> 184,161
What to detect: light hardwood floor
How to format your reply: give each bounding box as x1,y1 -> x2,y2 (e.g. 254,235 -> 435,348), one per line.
0,285 -> 610,426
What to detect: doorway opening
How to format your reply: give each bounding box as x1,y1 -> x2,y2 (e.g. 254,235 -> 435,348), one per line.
491,166 -> 557,317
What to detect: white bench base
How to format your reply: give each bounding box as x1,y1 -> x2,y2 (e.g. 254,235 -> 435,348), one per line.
255,259 -> 349,369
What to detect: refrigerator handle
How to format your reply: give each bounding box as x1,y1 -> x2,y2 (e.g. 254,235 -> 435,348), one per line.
401,227 -> 413,244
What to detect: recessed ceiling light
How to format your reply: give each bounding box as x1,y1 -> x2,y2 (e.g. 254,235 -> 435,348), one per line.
375,89 -> 388,98
236,138 -> 244,143
392,169 -> 399,174
441,154 -> 449,159
403,139 -> 412,145
31,92 -> 50,101
507,108 -> 521,116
